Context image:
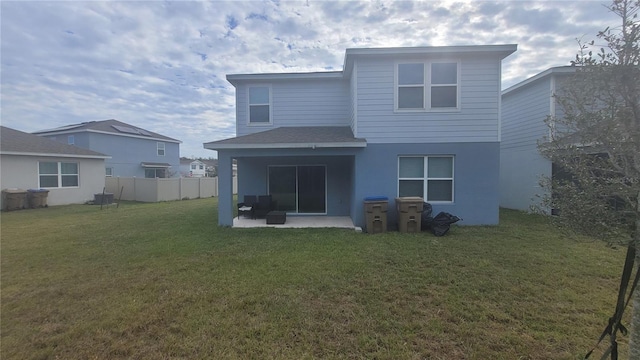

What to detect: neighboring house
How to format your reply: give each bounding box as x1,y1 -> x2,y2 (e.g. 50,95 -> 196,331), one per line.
0,126 -> 110,208
205,44 -> 517,227
179,158 -> 207,177
33,119 -> 181,178
500,66 -> 576,211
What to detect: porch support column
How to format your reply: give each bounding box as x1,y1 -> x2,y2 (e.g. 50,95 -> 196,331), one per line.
217,152 -> 234,226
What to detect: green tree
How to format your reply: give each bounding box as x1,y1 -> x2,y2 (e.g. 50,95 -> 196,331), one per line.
537,0 -> 639,357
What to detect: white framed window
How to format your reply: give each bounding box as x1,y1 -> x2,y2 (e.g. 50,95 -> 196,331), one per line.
39,161 -> 79,188
145,168 -> 166,178
67,135 -> 75,145
157,142 -> 165,156
105,167 -> 113,177
396,61 -> 459,111
199,164 -> 204,170
398,156 -> 454,202
248,86 -> 271,124
191,164 -> 196,170
430,62 -> 458,108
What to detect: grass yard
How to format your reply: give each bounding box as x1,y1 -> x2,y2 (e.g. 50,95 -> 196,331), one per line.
0,198 -> 629,359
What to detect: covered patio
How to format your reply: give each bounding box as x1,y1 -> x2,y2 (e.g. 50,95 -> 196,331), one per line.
204,126 -> 367,227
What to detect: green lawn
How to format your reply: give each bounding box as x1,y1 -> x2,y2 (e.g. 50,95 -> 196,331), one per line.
0,198 -> 628,359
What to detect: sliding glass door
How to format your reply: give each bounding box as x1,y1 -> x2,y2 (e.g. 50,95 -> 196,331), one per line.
268,165 -> 326,214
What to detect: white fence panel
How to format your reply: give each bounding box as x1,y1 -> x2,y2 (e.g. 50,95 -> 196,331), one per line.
105,176 -> 232,202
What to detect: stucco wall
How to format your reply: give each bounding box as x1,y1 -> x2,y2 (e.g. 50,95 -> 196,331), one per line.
352,142 -> 500,227
1,154 -> 105,208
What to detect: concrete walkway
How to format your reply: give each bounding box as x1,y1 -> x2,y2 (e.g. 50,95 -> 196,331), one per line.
233,215 -> 356,229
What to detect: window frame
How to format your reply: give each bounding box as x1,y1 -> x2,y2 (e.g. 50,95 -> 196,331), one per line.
247,85 -> 272,126
157,142 -> 165,156
105,167 -> 113,177
38,161 -> 80,189
398,156 -> 455,203
67,135 -> 75,145
395,60 -> 460,112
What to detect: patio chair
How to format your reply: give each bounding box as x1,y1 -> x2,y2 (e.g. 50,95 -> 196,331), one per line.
237,195 -> 257,219
253,195 -> 277,219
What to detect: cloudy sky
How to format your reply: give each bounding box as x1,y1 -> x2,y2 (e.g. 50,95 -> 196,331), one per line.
1,0 -> 619,158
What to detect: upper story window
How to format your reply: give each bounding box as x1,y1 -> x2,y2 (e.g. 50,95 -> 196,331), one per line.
157,142 -> 165,156
396,62 -> 459,111
249,86 -> 271,124
431,63 -> 458,108
67,135 -> 75,145
397,63 -> 425,109
39,161 -> 79,188
105,167 -> 113,177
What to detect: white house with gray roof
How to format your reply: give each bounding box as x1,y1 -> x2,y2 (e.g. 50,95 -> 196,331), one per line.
0,126 -> 110,208
33,119 -> 181,178
205,44 -> 517,228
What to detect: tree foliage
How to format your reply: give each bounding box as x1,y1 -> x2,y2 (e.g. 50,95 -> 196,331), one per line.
538,0 -> 640,245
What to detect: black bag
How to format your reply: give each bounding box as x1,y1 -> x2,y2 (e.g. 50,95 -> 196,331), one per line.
431,212 -> 461,236
421,203 -> 434,231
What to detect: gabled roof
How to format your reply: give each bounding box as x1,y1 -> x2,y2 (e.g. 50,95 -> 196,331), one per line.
0,126 -> 109,159
502,66 -> 577,96
203,126 -> 367,150
227,44 -> 518,84
33,119 -> 181,143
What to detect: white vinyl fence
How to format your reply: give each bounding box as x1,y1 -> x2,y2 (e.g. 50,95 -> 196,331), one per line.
105,177 -> 237,202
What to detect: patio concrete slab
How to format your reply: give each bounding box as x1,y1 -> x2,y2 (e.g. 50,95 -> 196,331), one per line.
233,216 -> 355,229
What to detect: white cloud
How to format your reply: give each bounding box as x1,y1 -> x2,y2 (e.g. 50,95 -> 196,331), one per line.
0,0 -> 621,158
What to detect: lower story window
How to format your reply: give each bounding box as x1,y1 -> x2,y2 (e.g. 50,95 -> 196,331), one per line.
145,168 -> 166,178
398,156 -> 454,202
39,161 -> 79,188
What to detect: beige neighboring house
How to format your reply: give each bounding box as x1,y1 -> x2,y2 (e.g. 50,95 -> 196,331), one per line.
0,126 -> 110,208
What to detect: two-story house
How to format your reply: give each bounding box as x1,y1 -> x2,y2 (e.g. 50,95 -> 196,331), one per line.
205,45 -> 517,228
500,66 -> 576,211
34,119 -> 181,178
179,158 -> 207,177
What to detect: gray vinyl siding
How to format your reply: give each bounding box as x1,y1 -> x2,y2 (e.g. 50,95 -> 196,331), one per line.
236,78 -> 350,137
355,55 -> 502,144
501,77 -> 552,151
349,63 -> 358,136
500,76 -> 553,211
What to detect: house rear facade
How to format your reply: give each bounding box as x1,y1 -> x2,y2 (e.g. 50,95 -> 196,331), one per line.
206,45 -> 517,228
34,119 -> 181,178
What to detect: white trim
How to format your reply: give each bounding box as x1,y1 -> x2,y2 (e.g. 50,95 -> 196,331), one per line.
33,129 -> 182,144
397,155 -> 455,203
227,71 -> 343,84
394,60 -> 461,112
0,151 -> 110,159
203,141 -> 367,150
497,61 -> 502,142
247,85 -> 273,126
38,160 -> 80,189
352,62 -> 358,137
502,66 -> 576,96
549,74 -> 557,140
157,142 -> 165,156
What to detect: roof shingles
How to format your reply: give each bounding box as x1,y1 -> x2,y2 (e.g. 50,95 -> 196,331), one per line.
204,126 -> 366,150
0,126 -> 108,158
